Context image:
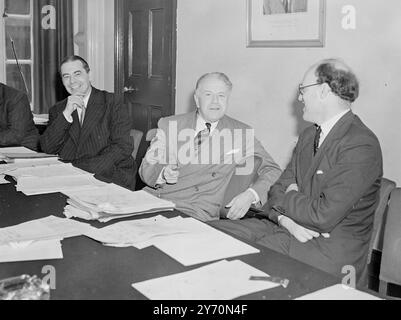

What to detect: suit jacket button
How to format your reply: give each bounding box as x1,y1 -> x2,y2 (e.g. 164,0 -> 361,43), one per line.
212,172 -> 216,177
194,186 -> 199,192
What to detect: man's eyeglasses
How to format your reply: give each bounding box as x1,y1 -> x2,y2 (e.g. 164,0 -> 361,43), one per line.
298,82 -> 322,96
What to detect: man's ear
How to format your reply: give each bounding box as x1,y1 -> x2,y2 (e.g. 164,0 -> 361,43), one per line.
320,83 -> 331,99
194,93 -> 200,109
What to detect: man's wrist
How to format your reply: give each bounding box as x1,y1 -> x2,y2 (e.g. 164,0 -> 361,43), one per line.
63,110 -> 73,123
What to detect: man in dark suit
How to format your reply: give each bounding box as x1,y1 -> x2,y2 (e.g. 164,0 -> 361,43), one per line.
0,82 -> 39,150
40,55 -> 136,190
212,59 -> 383,284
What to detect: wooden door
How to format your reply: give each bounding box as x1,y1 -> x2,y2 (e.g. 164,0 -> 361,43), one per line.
115,0 -> 176,187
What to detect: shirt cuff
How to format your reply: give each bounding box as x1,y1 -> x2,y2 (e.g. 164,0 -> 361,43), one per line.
155,167 -> 167,185
277,215 -> 284,225
247,188 -> 260,204
63,111 -> 73,123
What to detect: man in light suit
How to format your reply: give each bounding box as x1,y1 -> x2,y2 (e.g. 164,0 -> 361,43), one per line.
0,83 -> 39,150
212,59 -> 383,285
140,72 -> 281,222
40,55 -> 136,189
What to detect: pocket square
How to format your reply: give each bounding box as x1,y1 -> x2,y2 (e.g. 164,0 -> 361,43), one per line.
226,149 -> 240,155
316,170 -> 324,175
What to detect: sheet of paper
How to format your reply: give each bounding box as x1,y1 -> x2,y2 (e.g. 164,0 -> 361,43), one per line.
0,240 -> 63,263
132,259 -> 279,300
4,163 -> 90,180
84,215 -> 190,244
64,185 -> 175,214
0,159 -> 64,174
295,284 -> 382,300
0,146 -> 35,158
0,215 -> 93,245
16,174 -> 107,195
149,217 -> 259,266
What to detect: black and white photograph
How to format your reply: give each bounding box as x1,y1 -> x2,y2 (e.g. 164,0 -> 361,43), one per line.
0,0 -> 400,305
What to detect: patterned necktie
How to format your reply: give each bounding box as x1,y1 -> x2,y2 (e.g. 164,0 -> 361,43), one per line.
195,122 -> 211,150
313,124 -> 322,156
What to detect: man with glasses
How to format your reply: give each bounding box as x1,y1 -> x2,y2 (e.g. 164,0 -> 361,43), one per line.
212,59 -> 383,285
40,55 -> 136,190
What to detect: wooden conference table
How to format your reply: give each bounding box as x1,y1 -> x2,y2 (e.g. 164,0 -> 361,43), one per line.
0,181 -> 340,300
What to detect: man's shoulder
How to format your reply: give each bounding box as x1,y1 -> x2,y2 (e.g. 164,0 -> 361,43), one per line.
220,114 -> 253,130
345,114 -> 381,147
0,83 -> 27,103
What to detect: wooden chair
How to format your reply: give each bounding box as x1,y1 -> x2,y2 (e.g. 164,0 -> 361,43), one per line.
368,178 -> 396,263
379,188 -> 401,298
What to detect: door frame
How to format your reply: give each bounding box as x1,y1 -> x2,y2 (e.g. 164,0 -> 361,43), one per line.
114,0 -> 177,116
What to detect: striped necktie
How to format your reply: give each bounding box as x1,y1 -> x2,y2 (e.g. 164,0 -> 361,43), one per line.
195,122 -> 211,150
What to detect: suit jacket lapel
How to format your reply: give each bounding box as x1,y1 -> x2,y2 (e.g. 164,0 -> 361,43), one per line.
303,111 -> 355,184
79,88 -> 105,145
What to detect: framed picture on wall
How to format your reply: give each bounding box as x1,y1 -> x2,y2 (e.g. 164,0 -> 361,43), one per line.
246,0 -> 326,47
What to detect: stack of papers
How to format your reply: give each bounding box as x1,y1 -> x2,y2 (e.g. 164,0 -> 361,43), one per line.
132,260 -> 280,300
85,215 -> 259,266
0,147 -> 61,176
295,284 -> 383,300
63,184 -> 176,222
0,216 -> 93,263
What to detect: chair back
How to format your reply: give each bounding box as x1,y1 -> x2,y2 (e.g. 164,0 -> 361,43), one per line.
130,129 -> 143,160
380,188 -> 401,290
146,128 -> 157,141
367,178 -> 396,263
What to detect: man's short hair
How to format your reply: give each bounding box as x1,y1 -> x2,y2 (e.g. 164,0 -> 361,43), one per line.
195,72 -> 233,92
60,55 -> 90,73
314,59 -> 359,103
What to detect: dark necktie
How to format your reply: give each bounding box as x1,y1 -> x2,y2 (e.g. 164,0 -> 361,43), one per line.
313,124 -> 322,156
195,122 -> 211,150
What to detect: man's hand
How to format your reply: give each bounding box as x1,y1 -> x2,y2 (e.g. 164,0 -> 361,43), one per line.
226,189 -> 255,220
279,216 -> 320,243
286,183 -> 299,193
64,95 -> 84,118
162,164 -> 179,184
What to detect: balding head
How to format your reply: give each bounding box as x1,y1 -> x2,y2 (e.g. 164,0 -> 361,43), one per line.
312,59 -> 359,103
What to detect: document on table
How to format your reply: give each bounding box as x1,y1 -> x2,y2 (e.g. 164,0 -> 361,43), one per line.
132,259 -> 280,300
139,217 -> 260,266
84,215 -> 190,244
0,147 -> 35,159
0,159 -> 63,174
295,284 -> 383,300
0,240 -> 63,263
63,184 -> 175,221
16,174 -> 107,195
4,163 -> 90,180
0,215 -> 94,245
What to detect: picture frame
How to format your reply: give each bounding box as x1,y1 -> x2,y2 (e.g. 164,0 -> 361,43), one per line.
246,0 -> 326,47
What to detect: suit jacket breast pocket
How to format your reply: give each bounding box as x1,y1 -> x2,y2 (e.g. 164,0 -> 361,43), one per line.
312,155 -> 332,195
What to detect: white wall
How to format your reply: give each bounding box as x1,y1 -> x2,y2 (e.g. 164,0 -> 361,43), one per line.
176,0 -> 401,185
